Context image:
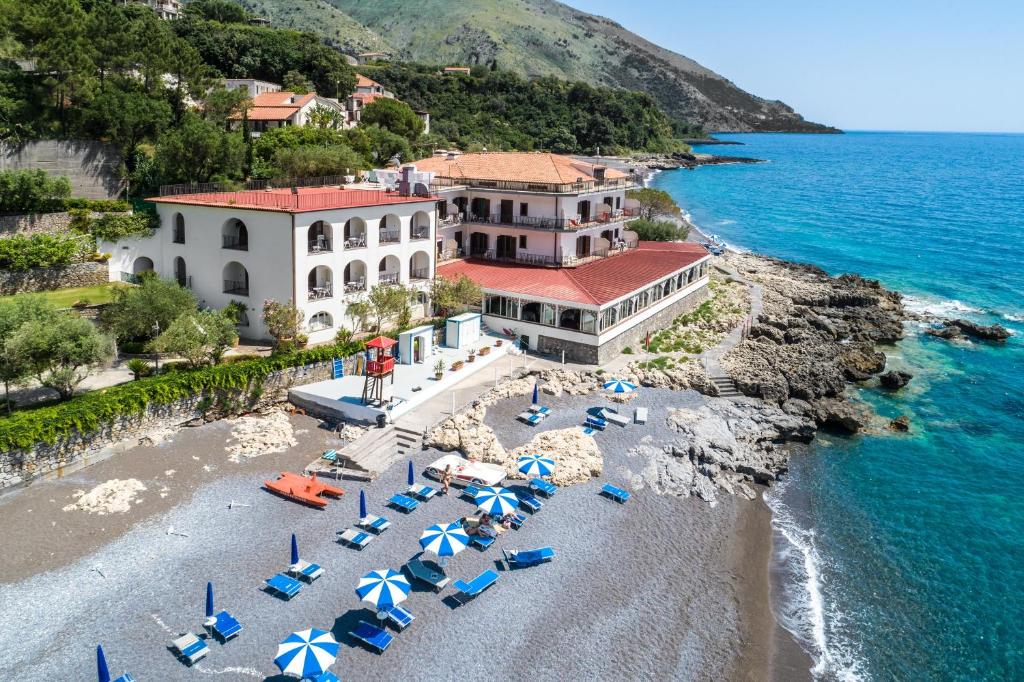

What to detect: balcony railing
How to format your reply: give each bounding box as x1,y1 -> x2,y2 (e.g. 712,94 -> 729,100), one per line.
430,175 -> 639,195
410,267 -> 429,280
439,214 -> 462,228
437,247 -> 463,262
223,280 -> 249,295
343,234 -> 366,249
410,227 -> 430,240
308,285 -> 332,300
222,235 -> 248,250
344,279 -> 366,293
462,207 -> 640,231
367,357 -> 395,375
470,238 -> 639,269
379,230 -> 400,244
379,272 -> 400,285
308,238 -> 332,253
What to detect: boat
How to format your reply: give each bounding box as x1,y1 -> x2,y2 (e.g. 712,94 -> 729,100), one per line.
264,472 -> 345,508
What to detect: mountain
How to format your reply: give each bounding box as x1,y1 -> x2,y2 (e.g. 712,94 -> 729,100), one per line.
238,0 -> 837,134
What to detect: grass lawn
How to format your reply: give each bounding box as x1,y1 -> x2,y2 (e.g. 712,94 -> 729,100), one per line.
0,282 -> 128,308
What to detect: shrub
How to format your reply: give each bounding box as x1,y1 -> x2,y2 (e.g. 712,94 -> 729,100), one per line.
626,218 -> 689,242
0,233 -> 83,270
622,346 -> 634,354
88,213 -> 153,242
0,170 -> 71,213
62,198 -> 132,212
126,358 -> 151,380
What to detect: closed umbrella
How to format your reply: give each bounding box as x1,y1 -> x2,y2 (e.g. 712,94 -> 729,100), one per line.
474,486 -> 519,517
290,534 -> 299,566
532,382 -> 539,405
205,581 -> 214,620
356,569 -> 411,610
517,454 -> 555,478
419,522 -> 469,558
274,628 -> 339,679
359,489 -> 367,519
96,645 -> 110,682
407,460 -> 415,487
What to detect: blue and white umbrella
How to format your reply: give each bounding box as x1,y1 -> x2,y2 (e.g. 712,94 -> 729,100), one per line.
274,628 -> 339,679
474,486 -> 519,516
603,379 -> 638,394
517,454 -> 555,478
356,569 -> 411,609
419,522 -> 470,557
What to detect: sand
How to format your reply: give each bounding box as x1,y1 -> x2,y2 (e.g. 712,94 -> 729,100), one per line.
0,390 -> 812,681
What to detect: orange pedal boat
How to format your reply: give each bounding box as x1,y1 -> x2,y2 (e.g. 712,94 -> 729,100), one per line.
264,471 -> 345,508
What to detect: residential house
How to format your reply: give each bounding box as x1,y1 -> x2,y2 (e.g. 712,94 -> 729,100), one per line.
228,91 -> 346,137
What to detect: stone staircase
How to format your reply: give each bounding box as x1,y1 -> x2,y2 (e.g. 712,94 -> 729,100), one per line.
335,423 -> 423,476
709,375 -> 741,398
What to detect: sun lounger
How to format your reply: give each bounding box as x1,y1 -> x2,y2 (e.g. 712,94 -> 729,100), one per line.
517,411 -> 543,426
452,569 -> 500,604
357,514 -> 391,534
508,512 -> 528,529
529,478 -> 557,497
470,533 -> 495,550
321,449 -> 337,461
337,528 -> 374,550
380,604 -> 415,630
288,559 -> 324,582
314,673 -> 340,682
461,484 -> 481,501
601,483 -> 631,503
582,427 -> 595,435
266,573 -> 302,599
351,620 -> 394,653
634,407 -> 648,424
585,415 -> 607,430
389,493 -> 419,512
517,491 -> 543,512
404,558 -> 449,592
528,404 -> 551,416
112,675 -> 135,682
171,632 -> 209,665
205,610 -> 242,642
407,484 -> 437,501
504,546 -> 556,568
601,410 -> 630,427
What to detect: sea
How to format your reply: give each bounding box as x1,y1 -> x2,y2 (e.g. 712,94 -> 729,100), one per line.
653,131 -> 1024,681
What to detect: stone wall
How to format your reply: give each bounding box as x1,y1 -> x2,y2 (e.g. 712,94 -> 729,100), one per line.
537,285 -> 711,365
0,140 -> 123,199
0,359 -> 335,490
0,261 -> 109,296
0,211 -> 75,236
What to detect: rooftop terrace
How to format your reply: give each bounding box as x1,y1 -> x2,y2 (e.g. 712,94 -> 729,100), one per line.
150,187 -> 435,213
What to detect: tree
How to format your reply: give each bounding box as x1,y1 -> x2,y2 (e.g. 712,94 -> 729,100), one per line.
344,125 -> 412,166
307,104 -> 345,130
364,284 -> 415,333
271,144 -> 363,179
626,188 -> 682,222
184,0 -> 248,24
0,170 -> 71,213
201,87 -> 250,127
626,218 -> 689,242
430,275 -> 481,318
100,276 -> 197,342
0,295 -> 55,413
79,79 -> 173,161
281,70 -> 311,95
345,300 -> 370,333
360,98 -> 425,141
154,112 -> 246,183
150,309 -> 236,368
261,299 -> 303,349
6,312 -> 114,400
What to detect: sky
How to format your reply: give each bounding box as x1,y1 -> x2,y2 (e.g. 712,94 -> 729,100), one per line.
566,0 -> 1024,132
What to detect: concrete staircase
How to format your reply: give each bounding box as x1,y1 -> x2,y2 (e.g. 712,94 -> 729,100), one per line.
335,423 -> 423,476
709,375 -> 741,398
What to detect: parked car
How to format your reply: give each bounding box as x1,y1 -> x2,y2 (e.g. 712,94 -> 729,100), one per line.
424,454 -> 506,487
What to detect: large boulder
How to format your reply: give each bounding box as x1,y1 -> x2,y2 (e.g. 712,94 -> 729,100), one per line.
814,398 -> 867,433
880,370 -> 912,390
951,319 -> 1011,341
426,403 -> 506,463
507,428 -> 602,485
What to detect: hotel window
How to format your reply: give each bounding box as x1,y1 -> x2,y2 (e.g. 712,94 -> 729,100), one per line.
615,197 -> 621,209
519,235 -> 527,249
677,273 -> 685,289
520,202 -> 529,216
485,295 -> 519,319
600,307 -> 618,330
541,303 -> 556,327
650,284 -> 662,303
581,310 -> 597,333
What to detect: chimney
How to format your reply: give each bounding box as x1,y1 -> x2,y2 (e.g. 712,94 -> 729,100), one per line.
398,166 -> 414,197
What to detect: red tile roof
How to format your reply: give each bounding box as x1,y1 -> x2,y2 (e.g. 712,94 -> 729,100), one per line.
436,242 -> 708,306
150,187 -> 435,213
227,92 -> 316,120
412,152 -> 628,185
355,74 -> 382,89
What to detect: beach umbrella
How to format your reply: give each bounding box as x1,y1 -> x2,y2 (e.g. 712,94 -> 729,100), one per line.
290,533 -> 299,566
205,581 -> 214,619
603,379 -> 637,393
359,489 -> 367,519
474,486 -> 519,517
96,644 -> 110,682
517,454 -> 555,478
355,569 -> 411,610
532,382 -> 539,405
407,459 -> 415,487
419,522 -> 469,558
274,628 -> 339,679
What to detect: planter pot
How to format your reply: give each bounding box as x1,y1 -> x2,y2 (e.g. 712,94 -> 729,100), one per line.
495,340 -> 503,347
435,373 -> 443,380
467,355 -> 476,363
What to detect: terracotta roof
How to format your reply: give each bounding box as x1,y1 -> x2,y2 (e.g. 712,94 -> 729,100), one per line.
352,92 -> 387,105
436,242 -> 708,306
228,92 -> 316,120
355,74 -> 382,89
411,152 -> 628,185
244,107 -> 303,121
150,187 -> 435,214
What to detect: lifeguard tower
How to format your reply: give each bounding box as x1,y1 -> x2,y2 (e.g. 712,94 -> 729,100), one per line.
362,335 -> 397,406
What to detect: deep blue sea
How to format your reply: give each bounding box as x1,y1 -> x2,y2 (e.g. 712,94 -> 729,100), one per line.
653,132 -> 1024,681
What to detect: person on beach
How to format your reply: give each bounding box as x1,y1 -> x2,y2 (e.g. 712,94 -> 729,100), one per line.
441,464 -> 452,495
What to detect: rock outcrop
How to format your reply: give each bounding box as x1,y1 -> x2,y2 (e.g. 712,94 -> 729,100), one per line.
426,403 -> 506,463
927,319 -> 1012,342
507,428 -> 603,486
880,370 -> 912,390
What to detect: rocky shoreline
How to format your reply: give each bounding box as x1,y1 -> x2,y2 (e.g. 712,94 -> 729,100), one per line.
634,151 -> 765,171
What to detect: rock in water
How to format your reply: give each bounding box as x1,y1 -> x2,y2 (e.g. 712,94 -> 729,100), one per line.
951,319 -> 1011,341
890,415 -> 911,431
880,370 -> 913,389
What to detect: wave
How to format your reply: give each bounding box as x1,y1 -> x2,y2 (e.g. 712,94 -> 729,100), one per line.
903,295 -> 982,319
764,484 -> 865,681
1001,313 -> 1024,323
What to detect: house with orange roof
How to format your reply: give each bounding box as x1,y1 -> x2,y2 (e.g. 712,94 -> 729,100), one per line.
228,91 -> 346,137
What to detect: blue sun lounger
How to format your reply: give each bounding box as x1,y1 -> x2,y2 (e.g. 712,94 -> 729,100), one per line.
388,493 -> 419,513
266,573 -> 302,599
112,675 -> 135,682
380,604 -> 415,630
453,569 -> 499,604
357,513 -> 391,534
288,560 -> 323,582
529,404 -> 551,416
601,483 -> 631,503
517,411 -> 543,426
461,485 -> 481,501
585,415 -> 607,430
171,632 -> 209,665
508,512 -> 528,529
205,610 -> 242,642
351,620 -> 394,653
504,546 -> 555,568
517,491 -> 543,513
469,533 -> 495,550
314,673 -> 340,682
337,528 -> 374,550
529,478 -> 557,497
407,484 -> 437,501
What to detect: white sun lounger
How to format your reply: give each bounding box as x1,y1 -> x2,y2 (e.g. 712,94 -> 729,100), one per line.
600,408 -> 630,427
171,632 -> 209,665
337,528 -> 374,550
288,560 -> 324,582
357,514 -> 391,534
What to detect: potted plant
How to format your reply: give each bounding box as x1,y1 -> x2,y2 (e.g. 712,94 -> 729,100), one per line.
467,349 -> 476,363
495,339 -> 503,347
295,333 -> 309,349
479,346 -> 491,356
433,359 -> 445,380
452,360 -> 464,371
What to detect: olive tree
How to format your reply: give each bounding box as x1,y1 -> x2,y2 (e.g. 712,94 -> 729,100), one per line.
150,310 -> 237,368
7,313 -> 115,400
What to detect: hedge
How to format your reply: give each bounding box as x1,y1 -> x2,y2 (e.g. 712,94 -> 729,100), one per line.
0,170 -> 71,213
0,233 -> 85,270
63,198 -> 132,212
0,340 -> 364,452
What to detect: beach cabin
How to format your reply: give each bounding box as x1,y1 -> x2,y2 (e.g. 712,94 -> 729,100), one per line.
398,325 -> 434,364
446,312 -> 481,349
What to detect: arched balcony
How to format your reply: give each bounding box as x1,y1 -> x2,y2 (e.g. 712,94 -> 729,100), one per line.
344,260 -> 367,293
379,214 -> 401,244
308,221 -> 331,253
409,251 -> 430,281
410,211 -> 430,240
378,255 -> 400,285
223,261 -> 249,296
222,218 -> 248,251
343,218 -> 366,249
132,256 -> 154,275
307,265 -> 333,300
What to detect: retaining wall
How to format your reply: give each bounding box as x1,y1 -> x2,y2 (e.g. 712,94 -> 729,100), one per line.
0,140 -> 123,199
0,261 -> 109,295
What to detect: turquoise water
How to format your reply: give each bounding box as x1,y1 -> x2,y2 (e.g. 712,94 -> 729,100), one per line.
653,132 -> 1024,681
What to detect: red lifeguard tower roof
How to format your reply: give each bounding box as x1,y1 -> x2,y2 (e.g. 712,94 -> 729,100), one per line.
365,336 -> 398,349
